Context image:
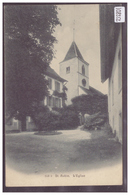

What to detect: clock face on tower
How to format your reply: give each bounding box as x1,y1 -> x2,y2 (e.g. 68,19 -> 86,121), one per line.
82,79 -> 86,87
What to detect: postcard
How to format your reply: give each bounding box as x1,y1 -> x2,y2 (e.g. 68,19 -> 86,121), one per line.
4,3 -> 127,192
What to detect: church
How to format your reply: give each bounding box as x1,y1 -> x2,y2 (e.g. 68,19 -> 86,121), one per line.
59,41 -> 103,105
44,40 -> 104,108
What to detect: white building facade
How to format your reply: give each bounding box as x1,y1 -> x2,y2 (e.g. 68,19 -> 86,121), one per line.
108,31 -> 122,142
100,4 -> 124,143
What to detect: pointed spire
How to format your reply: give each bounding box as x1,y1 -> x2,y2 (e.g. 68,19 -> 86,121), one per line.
73,5 -> 76,42
73,20 -> 75,42
60,6 -> 89,65
63,41 -> 84,62
60,41 -> 89,65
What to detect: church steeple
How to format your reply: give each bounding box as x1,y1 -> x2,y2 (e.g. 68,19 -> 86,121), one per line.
63,41 -> 84,62
62,41 -> 88,65
61,6 -> 88,64
59,40 -> 89,105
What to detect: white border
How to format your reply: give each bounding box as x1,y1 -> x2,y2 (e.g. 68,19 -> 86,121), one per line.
1,1 -> 128,194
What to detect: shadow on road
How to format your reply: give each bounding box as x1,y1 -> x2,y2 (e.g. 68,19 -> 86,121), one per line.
5,129 -> 122,174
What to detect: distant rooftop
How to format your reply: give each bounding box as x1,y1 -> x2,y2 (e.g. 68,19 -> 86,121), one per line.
45,66 -> 67,83
79,86 -> 104,96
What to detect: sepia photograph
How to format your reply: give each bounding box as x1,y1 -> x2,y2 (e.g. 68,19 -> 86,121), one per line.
3,3 -> 127,192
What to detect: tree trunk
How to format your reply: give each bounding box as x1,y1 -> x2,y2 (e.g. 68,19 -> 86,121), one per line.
21,116 -> 26,131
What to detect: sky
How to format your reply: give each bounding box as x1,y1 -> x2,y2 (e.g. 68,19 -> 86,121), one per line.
50,4 -> 108,94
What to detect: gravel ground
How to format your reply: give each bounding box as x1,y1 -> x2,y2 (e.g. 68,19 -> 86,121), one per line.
5,128 -> 122,174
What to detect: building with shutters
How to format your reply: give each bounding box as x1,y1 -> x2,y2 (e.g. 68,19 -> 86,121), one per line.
44,66 -> 67,109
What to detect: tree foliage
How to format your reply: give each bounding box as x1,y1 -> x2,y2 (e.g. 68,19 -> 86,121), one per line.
71,94 -> 108,115
32,105 -> 79,131
4,4 -> 61,130
83,112 -> 108,130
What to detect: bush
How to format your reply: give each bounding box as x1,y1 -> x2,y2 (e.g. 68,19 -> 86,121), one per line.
60,109 -> 79,130
83,112 -> 108,130
71,94 -> 108,115
53,105 -> 79,129
33,109 -> 61,131
33,105 -> 79,131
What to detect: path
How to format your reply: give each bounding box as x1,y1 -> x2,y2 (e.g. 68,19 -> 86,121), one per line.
5,128 -> 122,186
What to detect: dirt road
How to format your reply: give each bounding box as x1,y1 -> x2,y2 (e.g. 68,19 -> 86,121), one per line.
5,128 -> 122,186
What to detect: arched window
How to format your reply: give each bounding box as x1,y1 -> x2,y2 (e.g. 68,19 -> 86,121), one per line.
82,65 -> 85,75
82,79 -> 86,87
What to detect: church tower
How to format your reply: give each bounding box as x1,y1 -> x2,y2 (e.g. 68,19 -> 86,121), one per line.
59,41 -> 89,105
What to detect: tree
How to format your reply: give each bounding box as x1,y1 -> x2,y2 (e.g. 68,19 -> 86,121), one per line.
71,94 -> 108,115
4,4 -> 61,131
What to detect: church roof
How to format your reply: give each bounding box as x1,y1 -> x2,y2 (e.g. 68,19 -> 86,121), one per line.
79,86 -> 104,96
89,86 -> 104,96
61,41 -> 89,65
45,66 -> 67,83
